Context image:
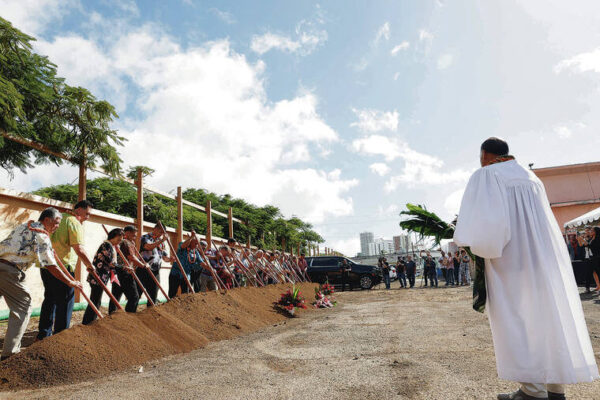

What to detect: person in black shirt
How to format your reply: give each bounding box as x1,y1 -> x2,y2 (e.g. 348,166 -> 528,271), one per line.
452,251 -> 460,284
339,259 -> 352,291
423,255 -> 437,288
584,226 -> 600,292
396,257 -> 407,288
379,257 -> 391,290
405,255 -> 416,288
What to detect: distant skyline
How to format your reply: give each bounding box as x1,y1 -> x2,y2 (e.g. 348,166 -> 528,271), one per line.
3,1 -> 600,255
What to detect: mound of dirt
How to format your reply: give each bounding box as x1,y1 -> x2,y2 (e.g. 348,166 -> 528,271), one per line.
0,283 -> 318,391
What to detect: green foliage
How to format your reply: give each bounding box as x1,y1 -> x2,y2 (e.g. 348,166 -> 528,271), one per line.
33,178 -> 324,251
399,203 -> 455,245
126,166 -> 155,180
0,17 -> 123,176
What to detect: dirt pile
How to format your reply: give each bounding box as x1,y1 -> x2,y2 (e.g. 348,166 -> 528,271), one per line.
0,283 -> 318,391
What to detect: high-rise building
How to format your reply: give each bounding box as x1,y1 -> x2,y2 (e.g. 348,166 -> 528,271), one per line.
369,238 -> 394,255
393,234 -> 413,253
359,232 -> 374,256
393,236 -> 401,252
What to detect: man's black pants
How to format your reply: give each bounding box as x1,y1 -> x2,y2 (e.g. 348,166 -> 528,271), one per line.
109,268 -> 139,314
407,273 -> 415,288
168,274 -> 190,298
341,273 -> 352,292
82,284 -> 103,325
190,269 -> 202,293
136,268 -> 159,305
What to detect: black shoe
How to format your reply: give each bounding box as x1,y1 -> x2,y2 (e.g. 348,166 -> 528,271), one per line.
548,392 -> 565,400
497,389 -> 547,400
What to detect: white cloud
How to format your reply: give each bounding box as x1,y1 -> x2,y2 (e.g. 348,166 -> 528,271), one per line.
0,0 -> 78,36
418,29 -> 434,55
390,41 -> 410,55
369,163 -> 391,176
554,125 -> 572,138
250,10 -> 327,56
350,108 -> 399,133
112,0 -> 139,16
325,237 -> 360,257
352,135 -> 471,189
377,204 -> 399,216
393,72 -> 401,81
6,20 -> 354,224
209,8 -> 236,24
437,53 -> 454,69
352,135 -> 404,161
251,33 -> 302,54
374,22 -> 391,44
443,188 -> 464,216
555,47 -> 600,74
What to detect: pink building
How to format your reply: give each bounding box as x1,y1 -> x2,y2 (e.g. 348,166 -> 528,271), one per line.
533,161 -> 600,232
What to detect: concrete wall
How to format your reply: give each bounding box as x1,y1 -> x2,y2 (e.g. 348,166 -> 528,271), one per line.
0,188 -> 229,312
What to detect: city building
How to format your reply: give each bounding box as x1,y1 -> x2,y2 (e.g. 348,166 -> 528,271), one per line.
393,234 -> 412,253
368,238 -> 394,255
359,232 -> 374,255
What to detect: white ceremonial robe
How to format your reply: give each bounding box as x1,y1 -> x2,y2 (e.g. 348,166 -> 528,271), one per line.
454,160 -> 599,384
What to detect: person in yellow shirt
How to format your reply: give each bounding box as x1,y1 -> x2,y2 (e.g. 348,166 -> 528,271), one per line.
36,200 -> 95,340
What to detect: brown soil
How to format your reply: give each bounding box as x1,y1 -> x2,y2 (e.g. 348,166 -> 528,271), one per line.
0,283 -> 318,391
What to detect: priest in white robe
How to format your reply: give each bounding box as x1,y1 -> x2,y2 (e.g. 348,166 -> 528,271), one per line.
454,137 -> 599,400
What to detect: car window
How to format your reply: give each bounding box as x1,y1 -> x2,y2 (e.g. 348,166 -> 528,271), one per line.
311,257 -> 338,267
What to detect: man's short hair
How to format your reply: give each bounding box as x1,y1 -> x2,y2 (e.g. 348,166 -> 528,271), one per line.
74,199 -> 93,210
124,225 -> 137,233
38,207 -> 61,222
227,238 -> 236,244
481,137 -> 509,156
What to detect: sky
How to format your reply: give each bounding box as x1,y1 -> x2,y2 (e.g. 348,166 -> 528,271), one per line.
2,0 -> 600,255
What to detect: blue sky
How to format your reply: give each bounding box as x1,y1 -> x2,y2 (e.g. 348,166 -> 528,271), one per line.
3,0 -> 600,255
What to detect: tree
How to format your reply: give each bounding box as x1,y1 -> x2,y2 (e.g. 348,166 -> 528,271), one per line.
34,177 -> 324,251
0,17 -> 124,177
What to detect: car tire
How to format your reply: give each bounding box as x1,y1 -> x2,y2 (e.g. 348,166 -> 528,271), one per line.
359,275 -> 373,290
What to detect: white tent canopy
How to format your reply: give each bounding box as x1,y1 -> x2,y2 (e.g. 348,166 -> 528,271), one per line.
564,205 -> 600,229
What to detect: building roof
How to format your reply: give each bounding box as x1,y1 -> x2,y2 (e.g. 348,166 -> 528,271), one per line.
533,161 -> 600,177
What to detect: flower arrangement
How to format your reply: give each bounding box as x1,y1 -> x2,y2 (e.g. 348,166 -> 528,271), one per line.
320,282 -> 335,296
275,285 -> 307,316
314,283 -> 337,308
314,291 -> 335,308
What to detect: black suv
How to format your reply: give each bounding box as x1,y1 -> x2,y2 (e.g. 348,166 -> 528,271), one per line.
305,256 -> 382,290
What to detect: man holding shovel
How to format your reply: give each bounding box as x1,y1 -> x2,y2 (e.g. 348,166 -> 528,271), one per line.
0,208 -> 82,359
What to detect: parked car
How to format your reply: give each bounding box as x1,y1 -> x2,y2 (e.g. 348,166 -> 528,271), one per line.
389,266 -> 397,281
305,256 -> 382,289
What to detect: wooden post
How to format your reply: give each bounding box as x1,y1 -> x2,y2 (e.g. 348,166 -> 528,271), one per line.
75,152 -> 86,302
206,200 -> 212,248
282,238 -> 286,254
297,243 -> 301,256
176,186 -> 183,244
228,207 -> 234,239
246,236 -> 251,249
136,168 -> 144,249
317,245 -> 320,256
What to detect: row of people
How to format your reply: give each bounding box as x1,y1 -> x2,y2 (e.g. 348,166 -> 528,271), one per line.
378,250 -> 472,289
0,203 -> 309,359
81,226 -> 310,324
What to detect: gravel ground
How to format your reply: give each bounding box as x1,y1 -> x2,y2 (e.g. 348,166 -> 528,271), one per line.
4,282 -> 600,400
